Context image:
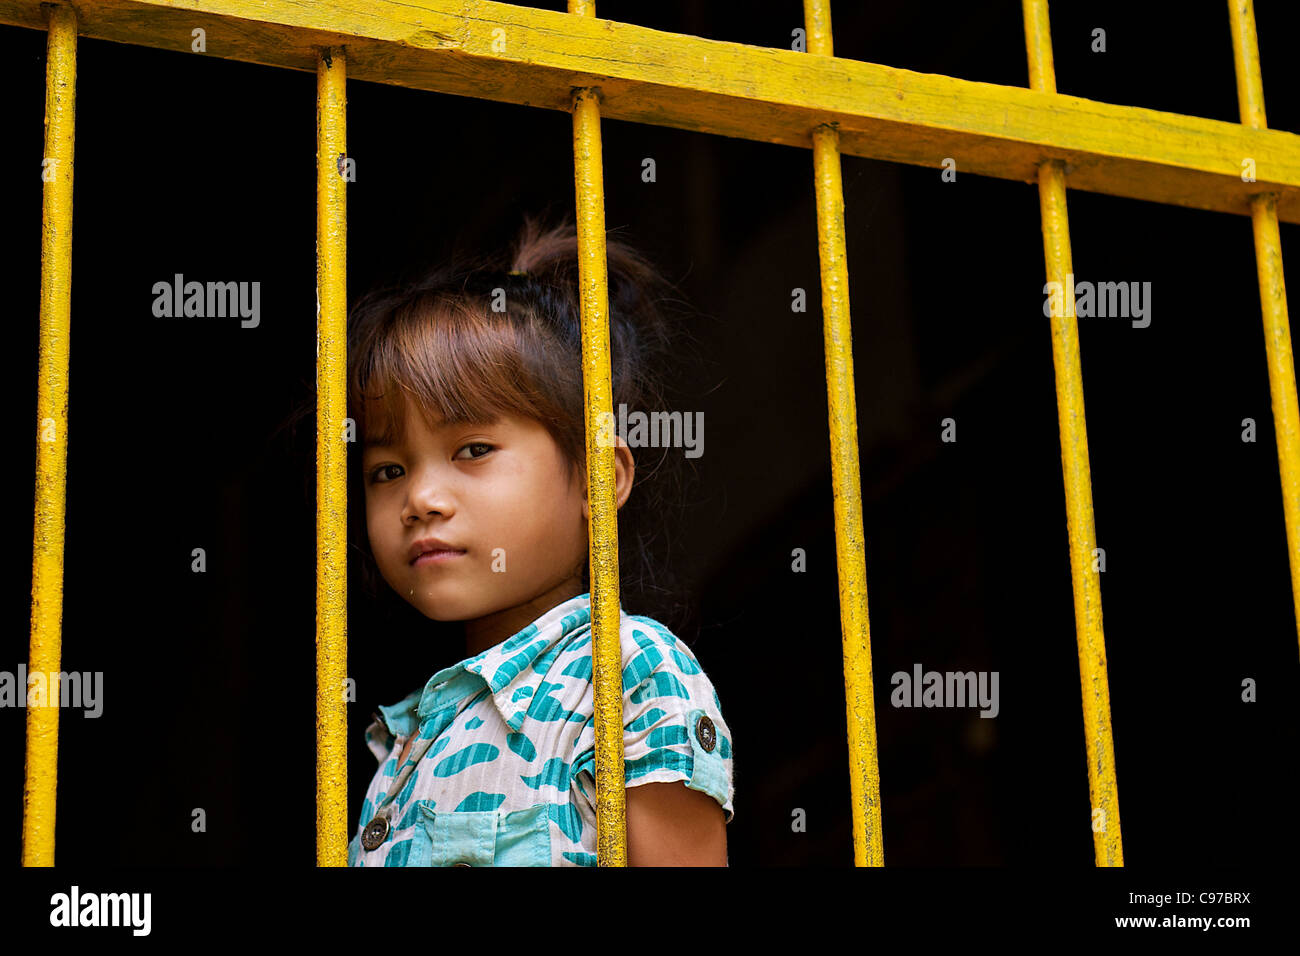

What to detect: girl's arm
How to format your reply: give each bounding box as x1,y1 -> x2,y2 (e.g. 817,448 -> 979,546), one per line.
626,781 -> 727,866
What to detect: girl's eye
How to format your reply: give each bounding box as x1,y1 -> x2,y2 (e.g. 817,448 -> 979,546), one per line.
369,464 -> 403,484
455,442 -> 494,460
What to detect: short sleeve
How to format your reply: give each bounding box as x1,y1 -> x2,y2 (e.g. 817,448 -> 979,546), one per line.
363,712 -> 396,764
571,613 -> 734,824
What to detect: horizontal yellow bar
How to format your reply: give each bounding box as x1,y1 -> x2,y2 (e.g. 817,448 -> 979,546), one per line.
2,0 -> 1299,223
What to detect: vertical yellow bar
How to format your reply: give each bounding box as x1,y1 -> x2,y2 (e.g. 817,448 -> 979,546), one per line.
1023,0 -> 1124,866
316,46 -> 348,867
803,0 -> 884,867
1227,0 -> 1300,656
569,0 -> 627,867
23,3 -> 77,869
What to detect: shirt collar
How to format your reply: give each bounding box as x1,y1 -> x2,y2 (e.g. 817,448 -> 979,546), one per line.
369,591 -> 594,749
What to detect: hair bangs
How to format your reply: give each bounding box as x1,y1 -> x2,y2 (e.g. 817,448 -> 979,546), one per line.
352,292 -> 545,449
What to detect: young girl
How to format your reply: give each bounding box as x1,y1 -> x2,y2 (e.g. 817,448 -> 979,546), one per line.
344,215 -> 734,866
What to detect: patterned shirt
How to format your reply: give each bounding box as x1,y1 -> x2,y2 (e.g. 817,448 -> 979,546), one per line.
348,591 -> 734,866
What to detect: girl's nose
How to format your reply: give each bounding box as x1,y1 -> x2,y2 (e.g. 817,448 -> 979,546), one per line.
403,471 -> 455,522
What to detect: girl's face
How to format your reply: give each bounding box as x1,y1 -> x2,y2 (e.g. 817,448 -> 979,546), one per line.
363,396 -> 590,633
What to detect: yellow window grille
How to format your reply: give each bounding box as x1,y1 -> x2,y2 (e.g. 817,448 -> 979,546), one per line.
12,0 -> 1297,868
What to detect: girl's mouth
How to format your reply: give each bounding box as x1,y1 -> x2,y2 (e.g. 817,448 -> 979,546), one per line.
411,548 -> 466,567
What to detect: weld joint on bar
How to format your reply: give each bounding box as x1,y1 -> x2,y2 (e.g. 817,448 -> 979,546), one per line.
571,85 -> 604,104
318,44 -> 350,66
1036,156 -> 1075,176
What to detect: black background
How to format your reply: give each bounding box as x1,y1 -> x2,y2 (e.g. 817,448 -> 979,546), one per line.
3,0 -> 1298,869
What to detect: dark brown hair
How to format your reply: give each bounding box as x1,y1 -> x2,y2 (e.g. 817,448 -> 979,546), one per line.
342,213 -> 702,633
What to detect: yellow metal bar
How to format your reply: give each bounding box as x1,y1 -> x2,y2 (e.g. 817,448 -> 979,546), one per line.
315,45 -> 348,867
2,0 -> 1299,223
571,0 -> 626,870
1023,0 -> 1123,867
23,2 -> 77,868
804,0 -> 884,868
1227,0 -> 1300,654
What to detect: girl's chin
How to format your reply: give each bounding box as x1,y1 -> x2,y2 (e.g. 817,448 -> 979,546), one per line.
407,590 -> 476,622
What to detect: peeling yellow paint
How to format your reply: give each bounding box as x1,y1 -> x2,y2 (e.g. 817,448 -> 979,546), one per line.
315,45 -> 348,867
571,71 -> 627,864
23,1 -> 76,869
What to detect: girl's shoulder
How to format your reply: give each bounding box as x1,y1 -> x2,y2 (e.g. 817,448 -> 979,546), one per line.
618,610 -> 724,712
544,605 -> 719,693
541,597 -> 725,716
621,611 -> 709,673
551,598 -> 705,667
622,611 -> 688,654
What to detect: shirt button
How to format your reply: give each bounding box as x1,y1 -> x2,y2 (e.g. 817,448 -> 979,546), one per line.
361,816 -> 390,851
695,714 -> 717,752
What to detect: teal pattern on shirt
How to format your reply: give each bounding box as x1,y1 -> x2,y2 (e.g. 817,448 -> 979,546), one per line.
349,592 -> 734,867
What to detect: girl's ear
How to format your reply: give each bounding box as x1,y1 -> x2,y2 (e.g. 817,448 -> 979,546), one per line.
614,438 -> 635,508
579,438 -> 635,519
